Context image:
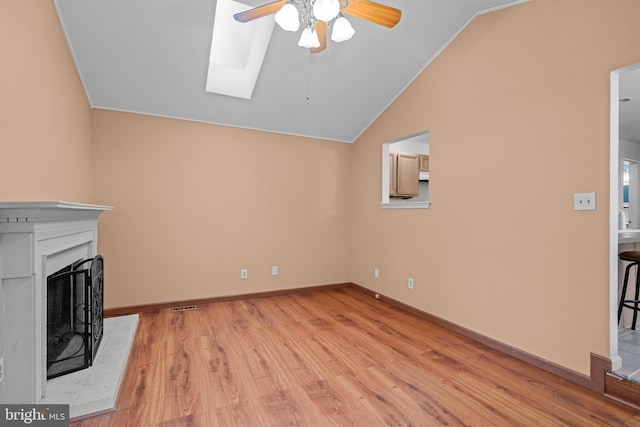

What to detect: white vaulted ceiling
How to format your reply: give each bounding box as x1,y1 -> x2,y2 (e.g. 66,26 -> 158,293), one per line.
53,0 -> 528,143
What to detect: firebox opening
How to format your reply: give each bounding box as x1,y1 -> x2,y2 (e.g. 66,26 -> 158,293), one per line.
46,255 -> 104,379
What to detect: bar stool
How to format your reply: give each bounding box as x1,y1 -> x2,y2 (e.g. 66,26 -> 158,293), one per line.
618,251 -> 640,330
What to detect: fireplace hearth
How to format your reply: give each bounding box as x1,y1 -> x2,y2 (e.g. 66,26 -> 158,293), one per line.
47,255 -> 104,379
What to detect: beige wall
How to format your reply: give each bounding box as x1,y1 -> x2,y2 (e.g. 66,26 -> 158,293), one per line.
91,110 -> 352,308
0,1 -> 92,201
350,0 -> 640,375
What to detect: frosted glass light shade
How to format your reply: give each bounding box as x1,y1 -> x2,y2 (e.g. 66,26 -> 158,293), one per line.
313,0 -> 340,22
298,27 -> 320,48
275,3 -> 300,31
331,15 -> 355,42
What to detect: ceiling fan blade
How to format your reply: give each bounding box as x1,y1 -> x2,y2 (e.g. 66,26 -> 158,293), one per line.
311,21 -> 327,54
234,0 -> 287,23
342,0 -> 402,28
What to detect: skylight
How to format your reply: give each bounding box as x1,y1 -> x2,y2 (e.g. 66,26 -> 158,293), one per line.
206,0 -> 275,100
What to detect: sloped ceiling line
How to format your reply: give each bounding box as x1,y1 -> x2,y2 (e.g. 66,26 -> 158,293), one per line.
53,0 -> 529,143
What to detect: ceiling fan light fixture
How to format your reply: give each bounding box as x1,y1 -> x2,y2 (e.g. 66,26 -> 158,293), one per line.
275,3 -> 300,32
233,0 -> 401,53
298,26 -> 320,48
313,0 -> 340,22
331,14 -> 355,42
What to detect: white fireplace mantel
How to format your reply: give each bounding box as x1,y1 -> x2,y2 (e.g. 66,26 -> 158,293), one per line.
0,201 -> 113,221
0,201 -> 113,404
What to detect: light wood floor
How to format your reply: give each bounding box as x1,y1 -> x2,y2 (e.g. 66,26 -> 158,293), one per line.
72,287 -> 640,426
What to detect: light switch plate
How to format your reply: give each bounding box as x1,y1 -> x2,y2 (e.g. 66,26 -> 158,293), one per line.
574,192 -> 596,211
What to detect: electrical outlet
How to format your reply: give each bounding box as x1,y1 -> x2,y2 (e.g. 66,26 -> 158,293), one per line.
408,278 -> 414,289
0,357 -> 4,383
272,266 -> 279,276
374,268 -> 379,278
574,192 -> 596,211
240,268 -> 248,279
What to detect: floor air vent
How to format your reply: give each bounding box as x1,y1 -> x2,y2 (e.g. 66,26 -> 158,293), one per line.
170,305 -> 197,312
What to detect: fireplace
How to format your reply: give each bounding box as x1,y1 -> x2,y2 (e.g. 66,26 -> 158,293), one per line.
0,201 -> 112,403
46,255 -> 104,379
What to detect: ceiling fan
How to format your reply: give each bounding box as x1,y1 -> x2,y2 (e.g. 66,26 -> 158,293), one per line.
234,0 -> 402,53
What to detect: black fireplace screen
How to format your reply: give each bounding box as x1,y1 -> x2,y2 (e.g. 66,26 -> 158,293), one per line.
46,255 -> 104,379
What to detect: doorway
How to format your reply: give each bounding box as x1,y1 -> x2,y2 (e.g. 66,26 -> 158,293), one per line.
610,62 -> 640,376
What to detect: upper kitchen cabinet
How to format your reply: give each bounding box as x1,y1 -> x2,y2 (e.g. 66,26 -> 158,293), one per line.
419,155 -> 430,172
390,152 -> 420,198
